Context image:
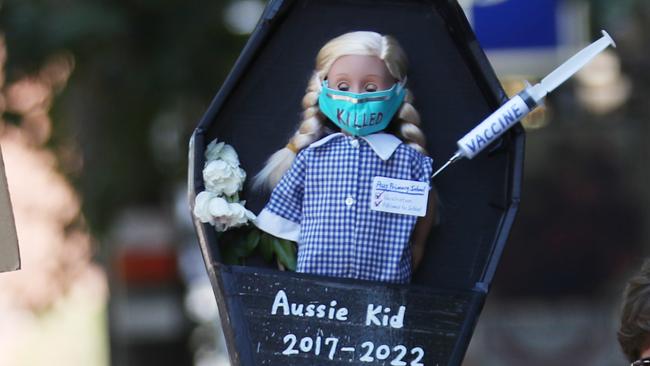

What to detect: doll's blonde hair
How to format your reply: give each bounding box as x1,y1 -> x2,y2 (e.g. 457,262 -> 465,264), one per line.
253,31 -> 427,190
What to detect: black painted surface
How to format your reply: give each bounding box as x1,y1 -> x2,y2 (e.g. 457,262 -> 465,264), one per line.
218,265 -> 484,366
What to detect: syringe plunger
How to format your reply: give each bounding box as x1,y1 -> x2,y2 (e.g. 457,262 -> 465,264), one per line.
431,30 -> 616,179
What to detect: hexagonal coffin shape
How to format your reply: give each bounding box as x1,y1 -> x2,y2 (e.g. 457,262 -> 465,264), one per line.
189,0 -> 524,365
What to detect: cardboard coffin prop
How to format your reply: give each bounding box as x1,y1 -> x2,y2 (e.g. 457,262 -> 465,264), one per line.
189,0 -> 524,365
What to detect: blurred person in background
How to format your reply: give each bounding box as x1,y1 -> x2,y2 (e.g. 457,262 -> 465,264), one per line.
618,259 -> 650,365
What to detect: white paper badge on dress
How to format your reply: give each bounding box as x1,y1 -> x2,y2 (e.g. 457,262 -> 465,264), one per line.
370,176 -> 429,217
0,144 -> 20,273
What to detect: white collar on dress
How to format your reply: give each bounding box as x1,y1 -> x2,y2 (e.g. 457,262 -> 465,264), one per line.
309,132 -> 402,161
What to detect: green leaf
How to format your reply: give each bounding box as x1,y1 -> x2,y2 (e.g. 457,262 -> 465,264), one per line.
225,193 -> 239,203
273,238 -> 297,271
241,228 -> 261,256
258,232 -> 274,262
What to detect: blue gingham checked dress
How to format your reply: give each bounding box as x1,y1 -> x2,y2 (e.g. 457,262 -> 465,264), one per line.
255,132 -> 433,283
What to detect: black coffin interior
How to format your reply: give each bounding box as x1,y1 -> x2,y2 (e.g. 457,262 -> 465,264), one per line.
189,1 -> 524,365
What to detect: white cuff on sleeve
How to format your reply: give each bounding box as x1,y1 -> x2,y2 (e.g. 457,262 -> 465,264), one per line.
254,208 -> 300,242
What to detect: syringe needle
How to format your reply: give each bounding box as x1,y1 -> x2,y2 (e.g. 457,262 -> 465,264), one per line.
431,152 -> 462,179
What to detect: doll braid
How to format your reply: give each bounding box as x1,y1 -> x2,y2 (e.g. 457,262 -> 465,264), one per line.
252,73 -> 326,191
377,34 -> 427,155
393,89 -> 428,155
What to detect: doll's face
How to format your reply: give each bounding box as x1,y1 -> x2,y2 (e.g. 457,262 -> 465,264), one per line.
326,55 -> 395,93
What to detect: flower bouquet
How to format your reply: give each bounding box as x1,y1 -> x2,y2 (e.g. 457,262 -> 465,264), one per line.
193,139 -> 296,270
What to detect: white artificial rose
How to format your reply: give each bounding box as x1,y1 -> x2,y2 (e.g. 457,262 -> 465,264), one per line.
197,139 -> 255,232
205,139 -> 225,161
218,204 -> 246,229
227,202 -> 256,225
207,195 -> 231,217
241,203 -> 257,221
213,201 -> 256,230
203,160 -> 246,196
218,144 -> 240,166
193,191 -> 216,224
208,195 -> 231,231
194,192 -> 256,231
222,202 -> 255,228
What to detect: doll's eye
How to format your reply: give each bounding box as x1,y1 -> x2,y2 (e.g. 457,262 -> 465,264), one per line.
365,83 -> 378,92
336,82 -> 350,91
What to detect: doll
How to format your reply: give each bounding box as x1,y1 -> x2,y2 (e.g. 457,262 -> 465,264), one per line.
253,31 -> 437,284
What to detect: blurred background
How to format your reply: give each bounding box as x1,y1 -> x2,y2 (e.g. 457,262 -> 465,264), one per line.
0,0 -> 647,365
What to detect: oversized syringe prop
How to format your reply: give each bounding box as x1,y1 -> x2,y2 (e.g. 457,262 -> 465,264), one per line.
432,30 -> 616,178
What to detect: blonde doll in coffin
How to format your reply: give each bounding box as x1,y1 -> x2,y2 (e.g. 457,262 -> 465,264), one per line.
254,31 -> 437,284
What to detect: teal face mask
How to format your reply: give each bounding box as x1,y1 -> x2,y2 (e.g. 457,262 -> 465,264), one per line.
318,80 -> 406,136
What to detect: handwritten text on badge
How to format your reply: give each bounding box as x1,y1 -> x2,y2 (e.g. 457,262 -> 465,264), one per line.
370,177 -> 429,217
